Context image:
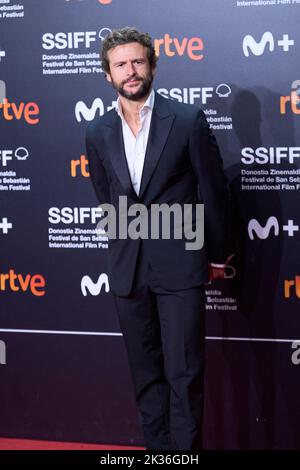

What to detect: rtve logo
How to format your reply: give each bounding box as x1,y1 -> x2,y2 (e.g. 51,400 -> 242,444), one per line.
280,80 -> 300,115
243,31 -> 294,57
154,34 -> 204,61
0,81 -> 39,124
75,97 -> 116,122
81,273 -> 109,296
248,216 -> 300,240
0,99 -> 39,125
0,269 -> 46,296
71,155 -> 89,177
284,276 -> 300,299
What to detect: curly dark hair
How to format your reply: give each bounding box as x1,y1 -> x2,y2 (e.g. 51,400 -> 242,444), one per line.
100,26 -> 158,74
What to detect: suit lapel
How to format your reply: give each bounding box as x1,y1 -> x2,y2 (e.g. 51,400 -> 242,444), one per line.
138,92 -> 175,200
104,113 -> 138,202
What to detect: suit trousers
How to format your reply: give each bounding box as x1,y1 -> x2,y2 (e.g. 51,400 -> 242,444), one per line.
112,242 -> 206,450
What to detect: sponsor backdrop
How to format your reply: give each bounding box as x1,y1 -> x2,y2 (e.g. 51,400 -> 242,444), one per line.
0,0 -> 299,449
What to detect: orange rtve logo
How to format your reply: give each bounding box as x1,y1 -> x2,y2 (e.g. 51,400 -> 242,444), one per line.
71,154 -> 90,178
284,276 -> 300,299
0,98 -> 40,125
0,269 -> 46,296
154,34 -> 204,61
280,80 -> 300,115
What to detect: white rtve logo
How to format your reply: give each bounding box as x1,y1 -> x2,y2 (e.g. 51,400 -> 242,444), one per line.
0,340 -> 6,365
248,216 -> 279,240
81,273 -> 110,296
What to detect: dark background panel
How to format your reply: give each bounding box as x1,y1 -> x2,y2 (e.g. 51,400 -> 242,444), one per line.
0,0 -> 299,448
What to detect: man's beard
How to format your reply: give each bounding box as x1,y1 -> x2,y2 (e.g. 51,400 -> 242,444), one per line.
112,72 -> 153,101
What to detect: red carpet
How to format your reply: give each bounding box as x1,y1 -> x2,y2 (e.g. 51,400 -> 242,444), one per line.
0,438 -> 144,450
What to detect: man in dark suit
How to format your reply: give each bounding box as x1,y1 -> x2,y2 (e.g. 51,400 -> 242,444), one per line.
86,27 -> 230,450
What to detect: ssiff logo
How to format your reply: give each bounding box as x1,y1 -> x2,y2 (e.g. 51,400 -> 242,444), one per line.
0,147 -> 29,167
42,28 -> 111,50
158,83 -> 231,106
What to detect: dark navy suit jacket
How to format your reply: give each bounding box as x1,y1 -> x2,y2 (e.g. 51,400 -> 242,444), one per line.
85,91 -> 230,296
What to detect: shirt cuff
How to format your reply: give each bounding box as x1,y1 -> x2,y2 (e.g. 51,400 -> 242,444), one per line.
209,254 -> 235,269
209,262 -> 226,269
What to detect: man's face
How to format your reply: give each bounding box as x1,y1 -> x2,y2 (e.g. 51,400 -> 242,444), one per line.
106,42 -> 155,101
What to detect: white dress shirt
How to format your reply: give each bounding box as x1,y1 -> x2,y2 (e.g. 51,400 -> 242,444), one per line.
115,89 -> 155,196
